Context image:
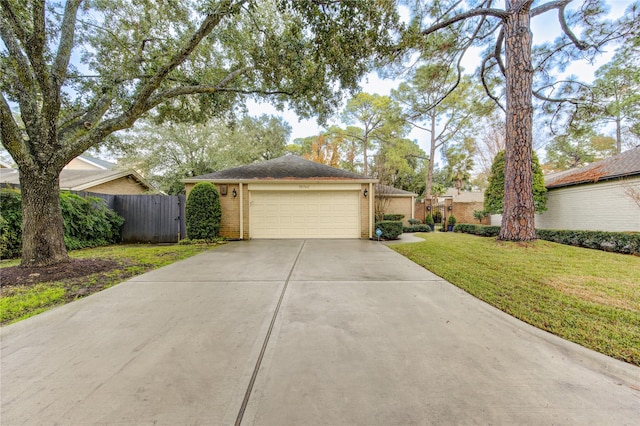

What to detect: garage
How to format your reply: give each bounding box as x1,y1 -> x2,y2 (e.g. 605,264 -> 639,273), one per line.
183,155 -> 376,240
249,189 -> 360,239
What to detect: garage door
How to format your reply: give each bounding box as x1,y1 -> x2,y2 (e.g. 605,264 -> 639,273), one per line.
250,191 -> 360,238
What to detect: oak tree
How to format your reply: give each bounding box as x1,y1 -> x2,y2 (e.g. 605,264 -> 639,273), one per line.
0,0 -> 398,265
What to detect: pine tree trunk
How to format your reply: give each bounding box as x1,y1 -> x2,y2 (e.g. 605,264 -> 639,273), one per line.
499,3 -> 537,241
19,167 -> 69,267
425,113 -> 437,201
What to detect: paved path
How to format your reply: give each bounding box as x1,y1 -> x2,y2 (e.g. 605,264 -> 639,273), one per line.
2,240 -> 639,425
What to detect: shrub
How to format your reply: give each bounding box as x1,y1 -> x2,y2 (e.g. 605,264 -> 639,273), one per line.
403,224 -> 431,233
408,218 -> 422,225
536,229 -> 640,255
383,214 -> 405,221
453,224 -> 501,237
473,209 -> 488,222
0,188 -> 23,259
375,221 -> 403,240
425,215 -> 434,225
454,224 -> 640,255
0,189 -> 124,259
186,182 -> 221,240
447,215 -> 457,225
60,192 -> 124,250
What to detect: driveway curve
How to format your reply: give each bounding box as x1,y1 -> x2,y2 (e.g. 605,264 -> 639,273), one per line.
2,239 -> 639,425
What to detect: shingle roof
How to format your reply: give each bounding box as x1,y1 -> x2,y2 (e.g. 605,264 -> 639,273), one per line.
375,184 -> 416,196
76,154 -> 116,170
185,155 -> 375,181
544,146 -> 640,189
0,168 -> 153,191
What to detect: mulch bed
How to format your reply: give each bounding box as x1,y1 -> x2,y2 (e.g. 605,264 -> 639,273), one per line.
0,258 -> 121,289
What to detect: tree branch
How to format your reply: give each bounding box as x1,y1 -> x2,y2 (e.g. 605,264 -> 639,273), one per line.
531,0 -> 572,17
0,15 -> 40,137
52,0 -> 82,86
558,4 -> 590,50
421,8 -> 507,37
480,56 -> 506,112
126,0 -> 246,118
0,93 -> 30,167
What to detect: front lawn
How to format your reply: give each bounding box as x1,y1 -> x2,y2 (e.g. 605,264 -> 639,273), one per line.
0,243 -> 220,325
392,232 -> 640,365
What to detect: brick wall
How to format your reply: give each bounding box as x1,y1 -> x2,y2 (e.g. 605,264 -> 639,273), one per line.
383,197 -> 414,225
452,201 -> 490,225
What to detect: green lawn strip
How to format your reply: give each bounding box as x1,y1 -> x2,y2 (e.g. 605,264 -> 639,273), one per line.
1,243 -> 218,325
392,232 -> 640,365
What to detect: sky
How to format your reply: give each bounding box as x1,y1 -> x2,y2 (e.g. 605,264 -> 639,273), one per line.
245,0 -> 635,164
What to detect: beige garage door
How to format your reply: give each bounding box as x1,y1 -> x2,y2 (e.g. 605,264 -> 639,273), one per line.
250,191 -> 360,238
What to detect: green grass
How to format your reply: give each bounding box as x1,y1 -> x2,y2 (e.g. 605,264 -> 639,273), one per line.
1,243 -> 219,325
392,232 -> 640,365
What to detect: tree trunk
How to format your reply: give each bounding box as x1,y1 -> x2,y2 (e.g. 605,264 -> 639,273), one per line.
499,2 -> 536,241
615,114 -> 621,155
425,113 -> 437,201
19,167 -> 70,267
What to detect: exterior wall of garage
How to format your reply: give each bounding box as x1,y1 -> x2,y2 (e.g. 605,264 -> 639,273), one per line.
186,181 -> 373,239
381,196 -> 414,225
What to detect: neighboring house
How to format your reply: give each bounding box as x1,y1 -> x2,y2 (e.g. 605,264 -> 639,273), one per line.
1,168 -> 154,195
375,184 -> 417,225
64,154 -> 116,170
535,146 -> 640,232
183,155 -> 378,240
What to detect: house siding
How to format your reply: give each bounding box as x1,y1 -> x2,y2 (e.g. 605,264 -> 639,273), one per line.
85,177 -> 148,195
535,177 -> 640,232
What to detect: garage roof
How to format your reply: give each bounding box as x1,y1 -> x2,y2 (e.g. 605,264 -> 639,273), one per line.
544,146 -> 640,189
184,155 -> 377,182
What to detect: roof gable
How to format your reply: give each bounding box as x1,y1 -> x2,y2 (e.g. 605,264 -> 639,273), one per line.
0,168 -> 154,192
186,155 -> 374,181
545,146 -> 640,189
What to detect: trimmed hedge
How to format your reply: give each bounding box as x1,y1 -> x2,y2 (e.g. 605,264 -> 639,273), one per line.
186,182 -> 221,239
536,229 -> 640,255
0,188 -> 124,259
375,221 -> 403,240
403,224 -> 431,233
383,214 -> 405,221
453,223 -> 640,255
453,223 -> 501,237
408,218 -> 422,225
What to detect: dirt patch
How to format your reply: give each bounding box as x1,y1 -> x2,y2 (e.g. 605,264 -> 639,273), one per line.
0,259 -> 122,289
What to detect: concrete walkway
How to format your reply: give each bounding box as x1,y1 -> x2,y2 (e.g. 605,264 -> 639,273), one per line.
1,240 -> 639,425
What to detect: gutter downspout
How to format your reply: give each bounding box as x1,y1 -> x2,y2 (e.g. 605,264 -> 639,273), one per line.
368,182 -> 373,239
239,183 -> 244,240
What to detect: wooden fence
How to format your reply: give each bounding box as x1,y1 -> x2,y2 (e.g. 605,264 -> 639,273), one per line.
86,193 -> 187,243
2,184 -> 186,243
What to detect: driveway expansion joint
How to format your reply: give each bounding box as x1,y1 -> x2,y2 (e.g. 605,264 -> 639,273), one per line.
234,240 -> 306,426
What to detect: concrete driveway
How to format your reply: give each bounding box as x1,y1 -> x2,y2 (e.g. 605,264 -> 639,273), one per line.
1,240 -> 639,425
